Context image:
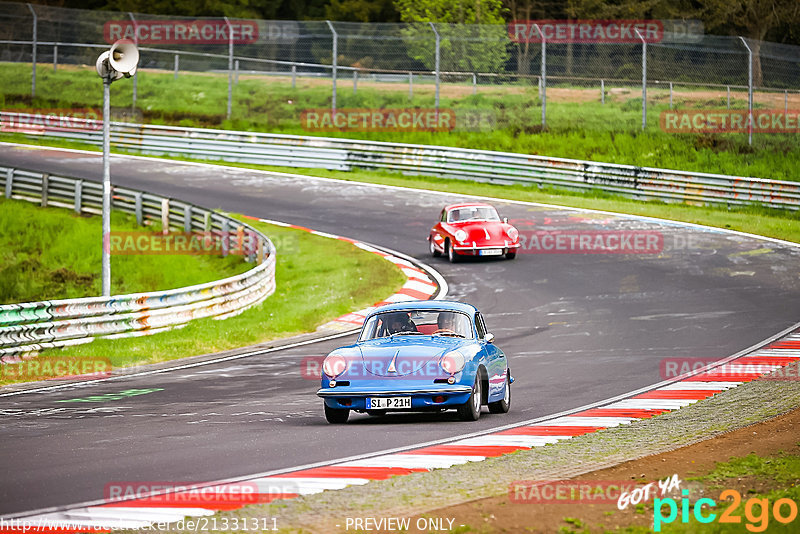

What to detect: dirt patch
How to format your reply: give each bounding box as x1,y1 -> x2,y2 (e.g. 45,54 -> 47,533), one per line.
410,406 -> 800,533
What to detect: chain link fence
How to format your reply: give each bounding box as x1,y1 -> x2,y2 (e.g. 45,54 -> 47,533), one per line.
1,1 -> 799,142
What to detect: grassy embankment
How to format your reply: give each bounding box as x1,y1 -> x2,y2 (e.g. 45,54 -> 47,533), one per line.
0,198 -> 406,386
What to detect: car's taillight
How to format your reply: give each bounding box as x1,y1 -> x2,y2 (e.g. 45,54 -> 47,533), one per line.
322,354 -> 347,378
440,351 -> 466,374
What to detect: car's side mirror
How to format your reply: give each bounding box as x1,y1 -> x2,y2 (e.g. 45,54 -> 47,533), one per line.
484,332 -> 495,343
503,217 -> 508,224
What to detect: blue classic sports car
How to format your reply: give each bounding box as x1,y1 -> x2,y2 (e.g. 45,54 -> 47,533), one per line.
317,300 -> 512,423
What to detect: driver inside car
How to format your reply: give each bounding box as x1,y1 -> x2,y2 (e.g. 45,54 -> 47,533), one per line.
385,312 -> 418,335
434,312 -> 465,336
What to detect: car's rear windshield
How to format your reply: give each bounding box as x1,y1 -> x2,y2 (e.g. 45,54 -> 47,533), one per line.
359,310 -> 474,341
447,206 -> 500,223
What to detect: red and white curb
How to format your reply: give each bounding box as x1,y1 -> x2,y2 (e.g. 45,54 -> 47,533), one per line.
7,328 -> 799,533
250,218 -> 442,332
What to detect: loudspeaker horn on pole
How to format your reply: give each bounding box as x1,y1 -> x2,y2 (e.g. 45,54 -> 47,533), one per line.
109,39 -> 139,77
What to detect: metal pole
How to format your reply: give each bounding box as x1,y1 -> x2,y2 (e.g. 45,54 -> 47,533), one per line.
636,29 -> 646,131
430,22 -> 440,111
326,21 -> 338,114
669,81 -> 673,109
785,90 -> 788,116
472,73 -> 477,95
532,23 -> 546,128
174,54 -> 178,80
225,17 -> 234,120
409,71 -> 413,100
27,3 -> 36,98
353,69 -> 357,94
727,85 -> 730,109
235,59 -> 239,85
739,37 -> 753,146
102,79 -> 111,296
128,13 -> 138,112
291,64 -> 296,88
53,43 -> 57,72
601,79 -> 605,105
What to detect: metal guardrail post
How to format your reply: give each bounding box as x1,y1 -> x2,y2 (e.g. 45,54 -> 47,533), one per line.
326,20 -> 338,114
53,43 -> 57,72
740,37 -> 753,146
636,28 -> 647,131
225,17 -> 234,120
40,173 -> 49,207
127,13 -> 139,113
408,71 -> 413,100
134,192 -> 143,226
472,73 -> 477,95
669,82 -> 673,109
353,70 -> 357,94
727,86 -> 731,109
183,204 -> 192,233
174,54 -> 179,80
74,179 -> 82,213
601,79 -> 605,105
291,64 -> 296,88
785,90 -> 788,115
4,168 -> 12,199
27,3 -> 36,98
430,22 -> 440,112
160,198 -> 170,235
221,218 -> 229,257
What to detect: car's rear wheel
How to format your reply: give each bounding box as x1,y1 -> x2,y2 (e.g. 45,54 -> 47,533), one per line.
447,240 -> 460,263
429,238 -> 441,257
489,373 -> 512,414
457,375 -> 482,421
366,409 -> 387,417
506,251 -> 517,260
324,403 -> 349,424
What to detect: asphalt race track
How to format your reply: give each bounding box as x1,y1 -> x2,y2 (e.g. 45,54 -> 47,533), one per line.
2,144 -> 800,516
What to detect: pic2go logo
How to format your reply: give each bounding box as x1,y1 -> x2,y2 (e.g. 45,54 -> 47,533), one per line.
654,489 -> 798,532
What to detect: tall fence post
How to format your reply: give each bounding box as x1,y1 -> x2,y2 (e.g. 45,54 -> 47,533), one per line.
636,28 -> 647,131
53,43 -> 57,72
669,82 -> 673,109
291,64 -> 296,88
727,85 -> 730,109
353,69 -> 358,94
739,37 -> 753,146
531,23 -> 546,128
430,22 -> 440,112
173,54 -> 179,80
408,71 -> 413,100
601,79 -> 605,105
27,3 -> 36,98
785,90 -> 788,115
225,17 -> 234,120
235,59 -> 239,85
326,21 -> 338,114
127,13 -> 139,113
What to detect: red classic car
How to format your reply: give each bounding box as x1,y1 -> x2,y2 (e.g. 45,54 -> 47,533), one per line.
428,203 -> 520,262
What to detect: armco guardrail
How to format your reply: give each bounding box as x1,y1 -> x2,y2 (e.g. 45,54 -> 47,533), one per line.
2,112 -> 799,210
0,164 -> 276,359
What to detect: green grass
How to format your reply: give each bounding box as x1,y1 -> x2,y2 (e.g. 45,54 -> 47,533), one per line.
0,197 -> 250,303
2,62 -> 799,181
0,215 -> 406,386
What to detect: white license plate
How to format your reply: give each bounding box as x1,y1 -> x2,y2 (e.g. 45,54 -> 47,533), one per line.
479,249 -> 503,256
367,397 -> 411,410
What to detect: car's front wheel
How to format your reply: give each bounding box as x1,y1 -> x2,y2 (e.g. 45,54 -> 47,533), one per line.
457,375 -> 482,421
429,238 -> 441,257
324,403 -> 349,424
447,241 -> 460,263
505,251 -> 517,260
489,373 -> 512,414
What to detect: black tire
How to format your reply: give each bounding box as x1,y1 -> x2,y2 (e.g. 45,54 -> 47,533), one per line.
429,238 -> 441,257
366,409 -> 387,417
447,240 -> 460,263
488,373 -> 512,414
324,403 -> 349,424
457,375 -> 482,421
506,251 -> 517,260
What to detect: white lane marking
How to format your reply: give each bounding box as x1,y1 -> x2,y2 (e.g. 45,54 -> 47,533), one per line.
659,382 -> 742,390
450,435 -> 567,447
340,454 -> 481,469
604,399 -> 701,410
536,416 -> 638,427
251,477 -> 370,494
